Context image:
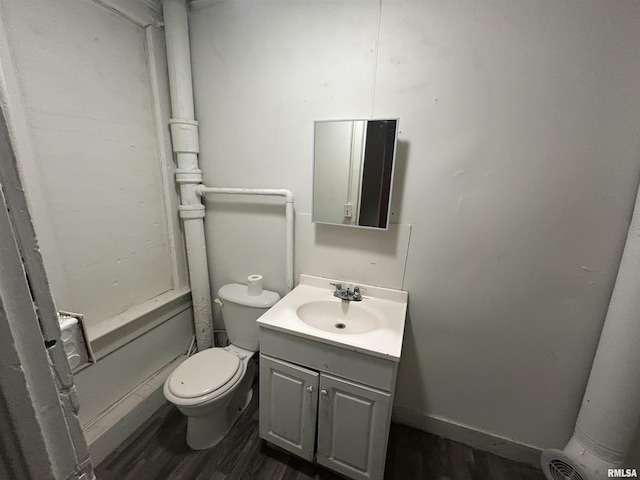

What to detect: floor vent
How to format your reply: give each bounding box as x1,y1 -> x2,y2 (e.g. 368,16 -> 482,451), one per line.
548,459 -> 585,480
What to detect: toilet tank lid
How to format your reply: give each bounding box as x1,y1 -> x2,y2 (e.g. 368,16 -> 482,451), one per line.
218,283 -> 280,308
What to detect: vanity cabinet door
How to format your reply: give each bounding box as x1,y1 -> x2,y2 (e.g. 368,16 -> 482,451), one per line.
316,374 -> 391,480
259,355 -> 319,461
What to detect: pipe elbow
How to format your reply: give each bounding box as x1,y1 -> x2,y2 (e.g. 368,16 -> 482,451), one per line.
282,190 -> 294,203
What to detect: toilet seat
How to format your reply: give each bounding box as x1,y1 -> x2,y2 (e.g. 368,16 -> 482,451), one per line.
165,348 -> 246,406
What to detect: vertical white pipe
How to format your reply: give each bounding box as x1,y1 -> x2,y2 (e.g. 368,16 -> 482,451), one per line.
542,183 -> 640,479
162,0 -> 213,350
285,200 -> 294,291
162,0 -> 194,120
572,185 -> 640,462
182,217 -> 213,346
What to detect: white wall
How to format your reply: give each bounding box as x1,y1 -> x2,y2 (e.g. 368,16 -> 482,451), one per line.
0,0 -> 188,329
0,0 -> 194,460
190,0 -> 640,461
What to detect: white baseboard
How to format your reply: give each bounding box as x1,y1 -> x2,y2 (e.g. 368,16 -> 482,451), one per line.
84,355 -> 185,466
392,405 -> 543,467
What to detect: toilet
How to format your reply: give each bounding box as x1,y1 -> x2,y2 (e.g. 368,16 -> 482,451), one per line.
163,282 -> 280,450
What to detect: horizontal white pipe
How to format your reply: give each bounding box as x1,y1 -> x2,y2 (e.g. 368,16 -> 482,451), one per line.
197,186 -> 295,292
197,186 -> 294,203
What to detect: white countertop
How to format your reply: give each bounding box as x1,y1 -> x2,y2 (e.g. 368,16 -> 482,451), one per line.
257,274 -> 408,362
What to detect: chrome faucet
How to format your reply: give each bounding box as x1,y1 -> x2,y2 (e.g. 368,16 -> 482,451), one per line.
331,283 -> 362,302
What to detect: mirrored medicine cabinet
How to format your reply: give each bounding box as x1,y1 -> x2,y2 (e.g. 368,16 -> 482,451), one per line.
312,118 -> 398,230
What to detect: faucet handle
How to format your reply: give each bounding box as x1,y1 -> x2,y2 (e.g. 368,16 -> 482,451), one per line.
352,286 -> 362,301
330,283 -> 343,300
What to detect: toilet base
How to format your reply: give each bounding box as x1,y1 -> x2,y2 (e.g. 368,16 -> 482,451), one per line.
184,359 -> 256,450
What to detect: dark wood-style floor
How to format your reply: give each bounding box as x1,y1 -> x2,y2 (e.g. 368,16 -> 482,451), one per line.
96,385 -> 545,480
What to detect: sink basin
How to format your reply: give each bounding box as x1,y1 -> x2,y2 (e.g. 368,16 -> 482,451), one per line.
296,300 -> 379,334
257,274 -> 408,361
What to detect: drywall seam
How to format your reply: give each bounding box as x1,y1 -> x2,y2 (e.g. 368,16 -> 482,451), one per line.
400,223 -> 412,290
370,0 -> 383,117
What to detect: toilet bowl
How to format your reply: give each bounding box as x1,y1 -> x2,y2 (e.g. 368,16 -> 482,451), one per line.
163,344 -> 256,450
163,281 -> 280,450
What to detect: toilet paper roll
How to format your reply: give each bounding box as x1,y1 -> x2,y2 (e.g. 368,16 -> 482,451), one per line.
247,274 -> 263,296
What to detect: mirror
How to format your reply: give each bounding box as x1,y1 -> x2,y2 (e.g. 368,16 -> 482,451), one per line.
313,118 -> 398,230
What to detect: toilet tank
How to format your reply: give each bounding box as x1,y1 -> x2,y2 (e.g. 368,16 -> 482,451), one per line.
217,283 -> 280,351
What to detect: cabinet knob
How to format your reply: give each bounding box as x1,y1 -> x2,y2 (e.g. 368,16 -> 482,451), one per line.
306,386 -> 313,393
320,389 -> 328,396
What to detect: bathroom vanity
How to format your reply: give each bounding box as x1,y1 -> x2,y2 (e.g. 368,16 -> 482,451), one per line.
257,274 -> 407,480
